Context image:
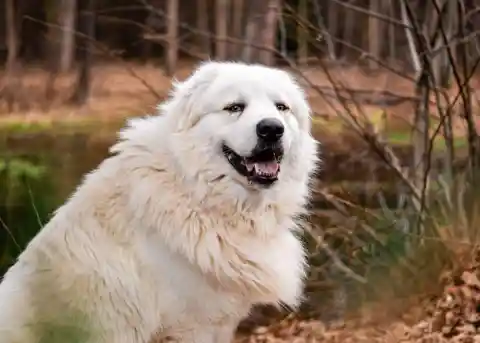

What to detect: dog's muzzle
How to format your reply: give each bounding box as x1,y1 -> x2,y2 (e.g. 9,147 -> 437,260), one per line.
222,117 -> 285,187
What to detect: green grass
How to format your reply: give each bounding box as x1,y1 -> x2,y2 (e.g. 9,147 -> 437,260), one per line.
0,112 -> 469,156
0,117 -> 125,135
311,113 -> 468,152
387,130 -> 468,150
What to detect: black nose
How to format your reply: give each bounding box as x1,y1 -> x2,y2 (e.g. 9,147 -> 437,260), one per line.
256,118 -> 284,142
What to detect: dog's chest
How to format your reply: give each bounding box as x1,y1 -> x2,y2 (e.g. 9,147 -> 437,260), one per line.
137,237 -> 251,326
140,213 -> 305,311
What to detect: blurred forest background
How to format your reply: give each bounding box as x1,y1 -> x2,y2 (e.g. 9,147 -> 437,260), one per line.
2,0 -> 480,342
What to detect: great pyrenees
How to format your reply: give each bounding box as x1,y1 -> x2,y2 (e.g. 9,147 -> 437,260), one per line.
0,61 -> 318,343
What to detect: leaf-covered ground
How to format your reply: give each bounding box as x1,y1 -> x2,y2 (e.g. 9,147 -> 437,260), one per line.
235,257 -> 480,343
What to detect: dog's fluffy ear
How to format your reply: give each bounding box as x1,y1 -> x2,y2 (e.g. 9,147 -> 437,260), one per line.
159,61 -> 221,131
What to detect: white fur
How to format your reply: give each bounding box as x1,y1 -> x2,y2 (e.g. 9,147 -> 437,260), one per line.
0,61 -> 318,343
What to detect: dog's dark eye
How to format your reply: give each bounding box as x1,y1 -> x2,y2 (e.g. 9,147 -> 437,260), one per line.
223,103 -> 246,113
275,103 -> 290,112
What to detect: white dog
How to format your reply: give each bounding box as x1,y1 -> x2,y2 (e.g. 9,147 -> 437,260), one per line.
0,61 -> 318,343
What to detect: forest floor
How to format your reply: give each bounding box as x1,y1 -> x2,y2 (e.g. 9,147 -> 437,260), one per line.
1,61 -> 478,143
233,253 -> 480,343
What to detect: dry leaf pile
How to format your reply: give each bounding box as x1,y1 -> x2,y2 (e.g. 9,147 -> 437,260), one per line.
235,312 -> 409,343
404,263 -> 480,343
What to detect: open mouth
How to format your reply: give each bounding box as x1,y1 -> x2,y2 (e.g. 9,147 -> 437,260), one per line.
222,143 -> 283,186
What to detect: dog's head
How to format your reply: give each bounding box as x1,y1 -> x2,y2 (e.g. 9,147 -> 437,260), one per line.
160,61 -> 318,196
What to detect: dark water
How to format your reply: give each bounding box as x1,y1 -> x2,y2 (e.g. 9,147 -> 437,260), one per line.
0,129 -> 115,274
0,125 -> 415,277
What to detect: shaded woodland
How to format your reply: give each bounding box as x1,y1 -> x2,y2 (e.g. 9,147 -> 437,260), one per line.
1,0 -> 480,108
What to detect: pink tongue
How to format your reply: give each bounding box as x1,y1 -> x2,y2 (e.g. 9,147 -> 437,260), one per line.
254,161 -> 279,174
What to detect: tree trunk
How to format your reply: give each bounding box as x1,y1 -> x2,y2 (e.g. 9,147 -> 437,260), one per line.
432,0 -> 458,186
165,0 -> 179,76
142,0 -> 163,62
278,8 -> 287,57
327,1 -> 340,60
44,0 -> 60,105
243,0 -> 282,65
70,0 -> 95,106
312,0 -> 335,61
342,0 -> 357,60
215,0 -> 229,60
260,0 -> 282,65
242,17 -> 255,62
3,0 -> 21,112
296,0 -> 308,65
398,0 -> 426,218
459,0 -> 478,177
387,0 -> 396,63
230,0 -> 244,58
411,74 -> 431,217
400,0 -> 421,73
367,0 -> 383,69
59,0 -> 77,73
431,0 -> 456,87
196,0 -> 211,56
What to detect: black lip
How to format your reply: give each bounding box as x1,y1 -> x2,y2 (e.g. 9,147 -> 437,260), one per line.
222,143 -> 284,187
